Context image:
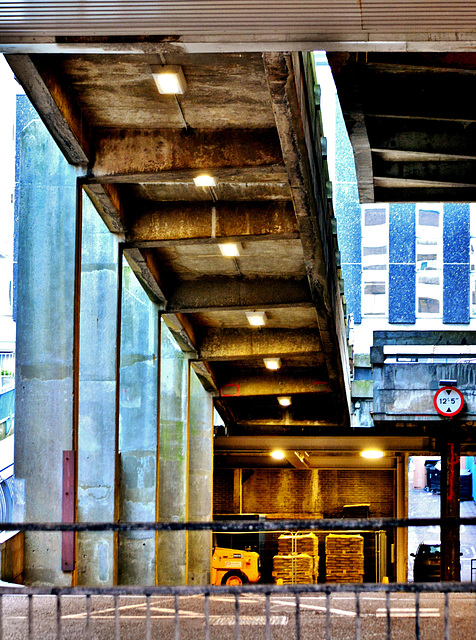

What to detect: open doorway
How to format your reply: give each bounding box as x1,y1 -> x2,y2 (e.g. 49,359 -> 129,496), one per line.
408,456 -> 476,581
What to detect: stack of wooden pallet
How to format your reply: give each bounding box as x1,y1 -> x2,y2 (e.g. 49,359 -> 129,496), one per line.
273,533 -> 319,583
278,532 -> 319,558
325,534 -> 364,583
272,553 -> 314,584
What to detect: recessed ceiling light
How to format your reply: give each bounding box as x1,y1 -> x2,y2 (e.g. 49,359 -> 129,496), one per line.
219,243 -> 242,257
271,450 -> 285,460
264,357 -> 281,370
278,396 -> 292,407
246,311 -> 267,327
193,174 -> 216,188
361,449 -> 384,459
151,65 -> 187,95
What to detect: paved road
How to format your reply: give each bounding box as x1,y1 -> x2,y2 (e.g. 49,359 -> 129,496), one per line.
2,592 -> 476,640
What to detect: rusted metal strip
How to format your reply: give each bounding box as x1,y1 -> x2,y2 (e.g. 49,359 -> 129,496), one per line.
62,451 -> 76,572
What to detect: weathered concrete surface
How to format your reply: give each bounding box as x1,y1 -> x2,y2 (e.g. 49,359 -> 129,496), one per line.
118,264 -> 159,585
15,117 -> 79,586
187,371 -> 213,585
77,195 -> 118,586
157,321 -> 188,585
373,363 -> 476,420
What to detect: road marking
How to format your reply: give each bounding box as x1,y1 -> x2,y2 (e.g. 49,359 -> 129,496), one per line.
271,598 -> 356,617
212,616 -> 287,626
376,608 -> 439,618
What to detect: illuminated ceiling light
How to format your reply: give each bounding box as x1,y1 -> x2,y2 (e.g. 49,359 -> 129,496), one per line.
271,450 -> 285,460
219,243 -> 242,257
246,311 -> 267,327
151,65 -> 187,94
264,357 -> 281,370
361,449 -> 384,459
193,174 -> 216,188
278,396 -> 292,407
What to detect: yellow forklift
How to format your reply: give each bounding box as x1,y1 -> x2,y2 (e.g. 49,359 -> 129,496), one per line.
211,547 -> 261,585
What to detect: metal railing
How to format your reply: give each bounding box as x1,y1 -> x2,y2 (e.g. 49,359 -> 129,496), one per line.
0,582 -> 475,640
3,517 -> 476,640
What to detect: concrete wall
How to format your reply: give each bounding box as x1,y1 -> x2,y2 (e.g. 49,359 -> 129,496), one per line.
15,117 -> 79,586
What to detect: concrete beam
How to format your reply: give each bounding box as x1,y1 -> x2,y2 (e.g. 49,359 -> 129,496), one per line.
162,314 -> 198,355
91,128 -> 283,180
83,183 -> 127,234
199,328 -> 322,361
6,54 -> 91,165
214,435 -> 434,453
166,278 -> 313,313
264,52 -> 350,426
123,248 -> 168,305
219,376 -> 330,397
127,201 -> 298,245
285,451 -> 310,469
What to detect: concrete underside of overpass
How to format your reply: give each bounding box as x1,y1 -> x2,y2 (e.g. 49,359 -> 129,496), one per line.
4,8 -> 476,587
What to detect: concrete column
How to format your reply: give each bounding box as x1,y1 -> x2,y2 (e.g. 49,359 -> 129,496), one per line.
157,320 -> 188,584
441,440 -> 461,581
76,193 -> 118,586
117,261 -> 159,584
15,117 -> 79,585
395,454 -> 408,582
187,368 -> 213,585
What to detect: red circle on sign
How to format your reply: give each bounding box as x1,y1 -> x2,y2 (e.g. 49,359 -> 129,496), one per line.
433,386 -> 464,417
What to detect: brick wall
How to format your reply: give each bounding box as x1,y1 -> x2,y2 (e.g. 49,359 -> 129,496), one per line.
319,470 -> 395,518
213,469 -> 235,514
213,468 -> 395,518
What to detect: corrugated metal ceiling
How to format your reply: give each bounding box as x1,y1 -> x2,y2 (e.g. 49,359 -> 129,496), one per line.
1,0 -> 476,37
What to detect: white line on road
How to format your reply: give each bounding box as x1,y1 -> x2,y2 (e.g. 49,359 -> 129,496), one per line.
212,616 -> 287,626
271,598 -> 356,617
376,608 -> 439,618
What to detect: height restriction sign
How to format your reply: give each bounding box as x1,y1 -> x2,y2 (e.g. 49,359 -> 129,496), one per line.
433,386 -> 464,417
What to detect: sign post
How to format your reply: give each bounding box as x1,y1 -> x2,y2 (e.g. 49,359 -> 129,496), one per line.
434,386 -> 464,581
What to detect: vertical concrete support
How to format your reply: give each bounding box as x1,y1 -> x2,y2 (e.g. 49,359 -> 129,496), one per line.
157,321 -> 188,584
76,193 -> 118,586
187,369 -> 213,585
441,440 -> 461,581
118,261 -> 159,584
14,118 -> 78,585
395,454 -> 408,582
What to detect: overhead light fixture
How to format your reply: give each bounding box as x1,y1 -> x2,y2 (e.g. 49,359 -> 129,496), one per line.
151,65 -> 187,95
219,243 -> 242,257
246,311 -> 267,327
361,449 -> 384,459
264,357 -> 281,370
271,450 -> 285,460
278,396 -> 292,407
193,174 -> 216,188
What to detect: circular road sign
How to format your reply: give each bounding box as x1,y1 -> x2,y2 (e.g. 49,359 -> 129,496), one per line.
433,386 -> 464,417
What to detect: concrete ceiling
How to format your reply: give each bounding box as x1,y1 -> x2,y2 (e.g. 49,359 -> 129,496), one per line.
327,52 -> 476,204
5,50 -> 351,461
